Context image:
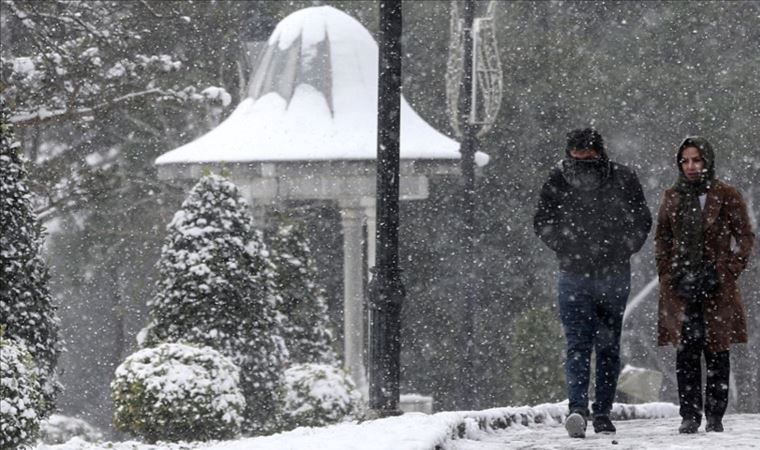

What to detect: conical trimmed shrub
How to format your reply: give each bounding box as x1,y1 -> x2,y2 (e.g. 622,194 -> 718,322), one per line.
140,174 -> 288,434
0,100 -> 61,415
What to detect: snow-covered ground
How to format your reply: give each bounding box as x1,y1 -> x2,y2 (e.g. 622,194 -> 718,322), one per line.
39,401 -> 760,450
449,414 -> 760,449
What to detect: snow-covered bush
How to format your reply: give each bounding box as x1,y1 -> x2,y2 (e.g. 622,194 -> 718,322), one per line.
140,174 -> 288,434
111,342 -> 245,443
40,414 -> 104,445
0,101 -> 62,416
282,363 -> 363,429
0,333 -> 43,449
267,217 -> 337,364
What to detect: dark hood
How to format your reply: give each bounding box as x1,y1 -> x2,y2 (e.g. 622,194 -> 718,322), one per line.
561,127 -> 611,191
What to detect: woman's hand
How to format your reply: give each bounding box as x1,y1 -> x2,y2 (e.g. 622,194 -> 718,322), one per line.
674,271 -> 700,300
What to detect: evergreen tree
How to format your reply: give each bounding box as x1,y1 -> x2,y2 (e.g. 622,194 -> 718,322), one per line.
0,100 -> 61,416
140,174 -> 288,435
267,215 -> 337,365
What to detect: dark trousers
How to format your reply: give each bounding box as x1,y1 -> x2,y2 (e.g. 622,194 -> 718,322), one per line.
557,271 -> 630,416
676,302 -> 730,422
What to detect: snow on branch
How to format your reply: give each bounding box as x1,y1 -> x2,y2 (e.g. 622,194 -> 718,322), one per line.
8,89 -> 182,128
2,1 -> 228,130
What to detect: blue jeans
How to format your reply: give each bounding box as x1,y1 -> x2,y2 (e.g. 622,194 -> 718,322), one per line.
557,271 -> 630,416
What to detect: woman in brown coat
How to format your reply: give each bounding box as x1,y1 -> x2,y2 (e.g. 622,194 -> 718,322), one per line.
655,136 -> 754,434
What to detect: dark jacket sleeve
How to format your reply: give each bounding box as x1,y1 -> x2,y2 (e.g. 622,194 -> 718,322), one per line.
621,169 -> 653,255
533,170 -> 567,254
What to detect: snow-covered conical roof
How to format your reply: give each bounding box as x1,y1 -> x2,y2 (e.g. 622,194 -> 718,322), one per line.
156,6 -> 487,165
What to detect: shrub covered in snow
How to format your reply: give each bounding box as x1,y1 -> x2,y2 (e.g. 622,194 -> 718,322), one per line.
140,174 -> 288,434
282,363 -> 363,429
0,100 -> 61,416
111,342 -> 245,443
40,414 -> 104,445
267,216 -> 337,365
0,333 -> 43,449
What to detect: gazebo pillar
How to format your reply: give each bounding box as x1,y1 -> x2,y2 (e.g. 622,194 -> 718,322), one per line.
339,199 -> 369,397
362,197 -> 377,278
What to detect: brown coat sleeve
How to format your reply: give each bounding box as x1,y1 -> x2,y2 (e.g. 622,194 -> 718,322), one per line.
654,191 -> 675,278
725,187 -> 755,278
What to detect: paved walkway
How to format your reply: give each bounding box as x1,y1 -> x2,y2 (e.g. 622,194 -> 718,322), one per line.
445,414 -> 760,449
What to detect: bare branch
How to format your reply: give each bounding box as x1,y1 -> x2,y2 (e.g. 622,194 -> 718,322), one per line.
138,0 -> 165,18
10,88 -> 183,128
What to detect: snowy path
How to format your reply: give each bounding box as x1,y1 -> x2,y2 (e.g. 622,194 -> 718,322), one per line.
446,414 -> 760,449
38,406 -> 760,450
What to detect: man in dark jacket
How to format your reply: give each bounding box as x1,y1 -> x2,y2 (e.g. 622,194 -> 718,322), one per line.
533,128 -> 652,438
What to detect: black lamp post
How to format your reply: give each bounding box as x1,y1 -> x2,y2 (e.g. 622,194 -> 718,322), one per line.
368,0 -> 405,416
457,0 -> 480,411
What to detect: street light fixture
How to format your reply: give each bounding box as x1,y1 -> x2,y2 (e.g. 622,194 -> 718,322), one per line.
445,0 -> 503,410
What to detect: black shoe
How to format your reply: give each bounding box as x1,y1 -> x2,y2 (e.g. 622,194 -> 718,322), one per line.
565,411 -> 587,438
678,418 -> 700,434
592,415 -> 616,434
706,417 -> 723,432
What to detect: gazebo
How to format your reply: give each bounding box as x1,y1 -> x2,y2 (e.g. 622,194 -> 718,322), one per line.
155,5 -> 487,395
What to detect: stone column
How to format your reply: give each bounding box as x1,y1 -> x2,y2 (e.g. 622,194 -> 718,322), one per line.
362,197 -> 377,279
362,199 -> 376,401
339,201 -> 368,398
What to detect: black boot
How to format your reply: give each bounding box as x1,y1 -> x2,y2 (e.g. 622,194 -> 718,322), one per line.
678,417 -> 701,434
705,417 -> 724,432
704,350 -> 730,432
677,307 -> 705,436
592,415 -> 616,434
